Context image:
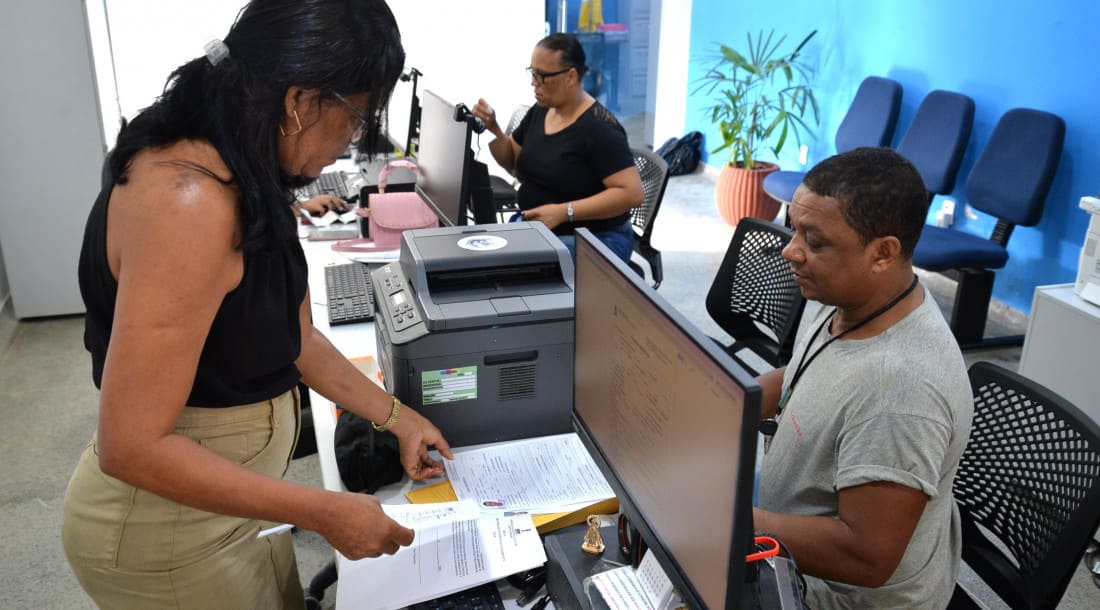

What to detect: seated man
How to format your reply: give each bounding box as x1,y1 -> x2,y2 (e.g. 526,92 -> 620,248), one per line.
753,147 -> 973,609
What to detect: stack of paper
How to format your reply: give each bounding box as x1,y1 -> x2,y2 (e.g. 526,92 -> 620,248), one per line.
585,550 -> 677,610
335,500 -> 546,610
406,433 -> 619,534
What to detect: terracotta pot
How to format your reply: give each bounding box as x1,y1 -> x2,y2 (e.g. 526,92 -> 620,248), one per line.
715,162 -> 781,226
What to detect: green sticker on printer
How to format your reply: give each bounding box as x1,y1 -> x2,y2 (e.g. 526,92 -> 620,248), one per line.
421,366 -> 478,404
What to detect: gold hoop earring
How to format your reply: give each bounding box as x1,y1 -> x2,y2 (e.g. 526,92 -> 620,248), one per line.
279,110 -> 302,137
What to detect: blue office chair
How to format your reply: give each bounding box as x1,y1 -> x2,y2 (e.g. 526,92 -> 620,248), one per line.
913,108 -> 1065,349
763,76 -> 903,212
896,89 -> 974,200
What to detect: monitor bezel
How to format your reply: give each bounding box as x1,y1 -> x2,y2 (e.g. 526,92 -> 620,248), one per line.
571,228 -> 762,609
414,89 -> 474,227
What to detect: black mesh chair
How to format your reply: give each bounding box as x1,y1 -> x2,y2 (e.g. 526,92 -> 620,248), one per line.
949,362 -> 1100,609
488,104 -> 531,220
627,147 -> 671,288
704,217 -> 805,374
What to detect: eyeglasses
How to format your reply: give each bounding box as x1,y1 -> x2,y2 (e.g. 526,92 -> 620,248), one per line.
526,66 -> 573,84
332,92 -> 368,141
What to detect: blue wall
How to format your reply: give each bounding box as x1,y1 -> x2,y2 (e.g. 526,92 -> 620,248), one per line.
684,0 -> 1100,314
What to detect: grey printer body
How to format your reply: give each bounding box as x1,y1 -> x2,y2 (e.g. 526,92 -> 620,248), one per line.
371,222 -> 575,447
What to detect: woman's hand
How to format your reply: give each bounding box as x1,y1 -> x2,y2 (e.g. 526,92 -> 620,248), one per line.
389,404 -> 454,480
318,491 -> 415,559
522,203 -> 569,229
300,194 -> 347,216
472,98 -> 503,138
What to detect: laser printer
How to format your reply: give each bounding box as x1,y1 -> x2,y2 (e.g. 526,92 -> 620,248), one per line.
371,222 -> 575,447
1076,196 -> 1100,306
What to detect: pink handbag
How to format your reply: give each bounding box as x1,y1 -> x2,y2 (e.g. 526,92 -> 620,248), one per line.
362,160 -> 437,250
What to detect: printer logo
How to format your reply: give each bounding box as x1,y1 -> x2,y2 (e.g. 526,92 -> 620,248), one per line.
457,235 -> 508,251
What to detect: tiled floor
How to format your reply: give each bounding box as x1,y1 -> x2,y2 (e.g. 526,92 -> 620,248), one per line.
1,167 -> 1096,608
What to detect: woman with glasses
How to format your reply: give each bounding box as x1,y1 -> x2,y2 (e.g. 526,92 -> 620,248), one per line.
472,33 -> 643,262
62,1 -> 452,608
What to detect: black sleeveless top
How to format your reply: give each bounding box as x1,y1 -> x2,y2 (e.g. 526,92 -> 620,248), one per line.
78,177 -> 308,408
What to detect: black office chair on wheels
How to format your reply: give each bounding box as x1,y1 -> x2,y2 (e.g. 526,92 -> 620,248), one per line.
704,217 -> 805,375
487,104 -> 531,221
949,362 -> 1100,610
627,147 -> 671,288
912,108 -> 1065,350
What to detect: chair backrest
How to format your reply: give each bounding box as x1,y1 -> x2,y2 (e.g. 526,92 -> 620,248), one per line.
834,76 -> 903,153
705,217 -> 805,366
896,89 -> 975,196
629,147 -> 671,243
505,104 -> 530,137
955,361 -> 1100,609
966,108 -> 1065,237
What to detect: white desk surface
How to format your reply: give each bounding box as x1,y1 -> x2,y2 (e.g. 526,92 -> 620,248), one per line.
300,234 -> 535,608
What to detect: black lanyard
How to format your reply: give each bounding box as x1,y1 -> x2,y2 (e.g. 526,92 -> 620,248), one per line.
760,274 -> 919,446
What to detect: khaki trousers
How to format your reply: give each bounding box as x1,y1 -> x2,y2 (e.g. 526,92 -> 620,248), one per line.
62,389 -> 305,610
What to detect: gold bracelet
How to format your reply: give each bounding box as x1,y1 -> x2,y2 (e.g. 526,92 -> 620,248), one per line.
371,396 -> 402,432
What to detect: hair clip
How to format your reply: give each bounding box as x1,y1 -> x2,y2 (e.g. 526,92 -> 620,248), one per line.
204,39 -> 230,66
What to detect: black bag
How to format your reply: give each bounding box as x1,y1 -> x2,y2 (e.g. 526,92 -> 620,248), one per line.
333,409 -> 404,493
655,131 -> 704,176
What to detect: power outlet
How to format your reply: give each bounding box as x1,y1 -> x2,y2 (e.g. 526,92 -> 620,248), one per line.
936,199 -> 956,228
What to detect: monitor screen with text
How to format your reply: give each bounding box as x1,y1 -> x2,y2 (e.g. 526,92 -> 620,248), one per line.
573,230 -> 761,609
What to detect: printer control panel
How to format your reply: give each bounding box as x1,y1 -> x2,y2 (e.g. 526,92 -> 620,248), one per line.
378,267 -> 419,332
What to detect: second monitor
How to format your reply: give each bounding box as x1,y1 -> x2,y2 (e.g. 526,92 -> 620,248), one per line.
415,89 -> 481,227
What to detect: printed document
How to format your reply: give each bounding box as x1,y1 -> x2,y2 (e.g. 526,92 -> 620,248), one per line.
335,503 -> 545,610
585,550 -> 675,610
445,433 -> 615,513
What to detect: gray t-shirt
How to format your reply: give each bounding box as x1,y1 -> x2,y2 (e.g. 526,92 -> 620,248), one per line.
759,287 -> 973,609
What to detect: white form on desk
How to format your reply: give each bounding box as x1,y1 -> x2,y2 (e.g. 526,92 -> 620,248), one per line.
445,433 -> 616,514
335,501 -> 546,610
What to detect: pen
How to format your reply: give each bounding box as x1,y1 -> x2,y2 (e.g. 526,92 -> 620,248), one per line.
257,523 -> 294,538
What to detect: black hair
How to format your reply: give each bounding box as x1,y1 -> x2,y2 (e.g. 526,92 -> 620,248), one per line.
107,0 -> 405,252
802,147 -> 929,258
536,33 -> 589,78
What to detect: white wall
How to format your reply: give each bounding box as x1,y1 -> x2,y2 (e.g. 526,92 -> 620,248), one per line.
386,0 -> 545,180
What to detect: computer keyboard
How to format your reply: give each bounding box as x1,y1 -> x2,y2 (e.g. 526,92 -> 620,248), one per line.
299,170 -> 352,200
323,263 -> 376,326
409,582 -> 505,610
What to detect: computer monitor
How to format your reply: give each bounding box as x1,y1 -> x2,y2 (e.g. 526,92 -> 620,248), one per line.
415,89 -> 474,227
384,68 -> 419,156
572,229 -> 761,609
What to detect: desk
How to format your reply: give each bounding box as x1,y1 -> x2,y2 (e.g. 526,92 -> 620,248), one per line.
301,234 -> 535,608
1018,284 -> 1100,427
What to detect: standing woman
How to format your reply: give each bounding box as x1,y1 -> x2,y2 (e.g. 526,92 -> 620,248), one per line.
62,1 -> 452,608
472,33 -> 644,262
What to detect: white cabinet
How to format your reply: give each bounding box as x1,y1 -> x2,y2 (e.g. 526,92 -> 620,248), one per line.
0,0 -> 106,318
1019,284 -> 1100,425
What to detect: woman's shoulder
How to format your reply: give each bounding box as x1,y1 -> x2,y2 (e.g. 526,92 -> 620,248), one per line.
582,102 -> 626,135
126,140 -> 236,201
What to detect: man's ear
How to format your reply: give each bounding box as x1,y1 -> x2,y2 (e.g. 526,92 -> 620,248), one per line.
869,236 -> 902,272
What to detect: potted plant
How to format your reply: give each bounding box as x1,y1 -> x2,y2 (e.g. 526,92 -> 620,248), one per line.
696,30 -> 819,226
